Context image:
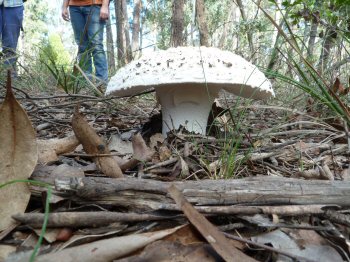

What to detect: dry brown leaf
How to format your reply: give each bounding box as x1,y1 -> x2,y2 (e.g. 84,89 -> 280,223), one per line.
179,156 -> 190,177
72,108 -> 123,178
332,77 -> 349,96
0,72 -> 38,231
165,224 -> 203,245
132,133 -> 154,161
168,185 -> 257,262
33,228 -> 61,243
149,133 -> 165,149
37,135 -> 79,164
159,145 -> 172,161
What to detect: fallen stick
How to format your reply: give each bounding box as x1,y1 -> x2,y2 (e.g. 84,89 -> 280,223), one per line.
14,204 -> 331,229
12,212 -> 179,228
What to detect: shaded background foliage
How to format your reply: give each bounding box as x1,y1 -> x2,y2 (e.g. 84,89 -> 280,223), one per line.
3,0 -> 349,106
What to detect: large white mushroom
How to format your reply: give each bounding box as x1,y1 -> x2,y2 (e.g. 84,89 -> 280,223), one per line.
106,46 -> 274,136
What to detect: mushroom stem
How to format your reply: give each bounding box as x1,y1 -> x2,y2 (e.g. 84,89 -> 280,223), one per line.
155,85 -> 219,136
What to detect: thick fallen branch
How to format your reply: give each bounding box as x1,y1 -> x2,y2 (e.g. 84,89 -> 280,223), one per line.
52,176 -> 350,211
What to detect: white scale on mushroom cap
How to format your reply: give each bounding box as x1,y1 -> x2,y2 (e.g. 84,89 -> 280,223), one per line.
106,46 -> 274,137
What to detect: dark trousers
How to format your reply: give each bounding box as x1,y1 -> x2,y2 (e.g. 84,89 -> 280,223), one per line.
0,5 -> 24,68
69,5 -> 108,82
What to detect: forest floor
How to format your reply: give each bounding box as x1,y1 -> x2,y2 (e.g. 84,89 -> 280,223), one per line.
1,87 -> 350,262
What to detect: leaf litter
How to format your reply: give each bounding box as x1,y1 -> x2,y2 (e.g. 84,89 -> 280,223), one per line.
0,84 -> 350,261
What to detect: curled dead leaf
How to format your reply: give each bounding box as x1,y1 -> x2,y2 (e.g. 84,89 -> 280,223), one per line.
120,133 -> 154,171
71,108 -> 123,178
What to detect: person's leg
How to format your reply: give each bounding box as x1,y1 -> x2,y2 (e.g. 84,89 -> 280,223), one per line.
86,5 -> 108,83
0,6 -> 3,43
69,6 -> 92,75
2,6 -> 24,69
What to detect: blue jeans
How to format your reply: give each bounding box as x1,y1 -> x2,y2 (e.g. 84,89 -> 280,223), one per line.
0,5 -> 24,69
69,5 -> 108,83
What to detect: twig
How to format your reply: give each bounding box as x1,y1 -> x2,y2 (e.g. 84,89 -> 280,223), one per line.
143,158 -> 178,171
62,152 -> 126,158
12,212 -> 180,228
74,64 -> 103,97
343,120 -> 350,153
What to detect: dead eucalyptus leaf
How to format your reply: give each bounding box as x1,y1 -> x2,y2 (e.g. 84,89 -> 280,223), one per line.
252,230 -> 342,262
27,227 -> 182,262
159,145 -> 172,161
149,133 -> 165,149
118,240 -> 219,262
132,133 -> 154,161
108,134 -> 133,155
331,77 -> 349,96
120,133 -> 154,171
72,107 -> 123,178
179,157 -> 190,177
37,135 -> 79,164
0,72 -> 38,231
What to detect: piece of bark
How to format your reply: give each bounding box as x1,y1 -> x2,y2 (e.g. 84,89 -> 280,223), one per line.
12,212 -> 179,228
324,210 -> 350,227
71,107 -> 123,178
196,204 -> 329,216
168,185 -> 257,262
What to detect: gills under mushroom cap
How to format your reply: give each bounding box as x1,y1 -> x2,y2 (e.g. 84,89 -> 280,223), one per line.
106,46 -> 274,136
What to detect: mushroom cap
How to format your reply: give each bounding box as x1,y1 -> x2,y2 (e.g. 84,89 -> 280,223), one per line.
106,46 -> 274,99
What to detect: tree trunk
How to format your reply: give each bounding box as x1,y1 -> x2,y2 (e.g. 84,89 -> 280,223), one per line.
122,0 -> 132,63
307,0 -> 321,61
115,0 -> 131,66
235,0 -> 255,62
307,19 -> 319,59
131,0 -> 142,59
318,28 -> 337,74
267,0 -> 283,71
300,20 -> 310,55
267,21 -> 284,71
115,0 -> 125,66
195,0 -> 209,47
106,15 -> 116,74
170,0 -> 185,47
